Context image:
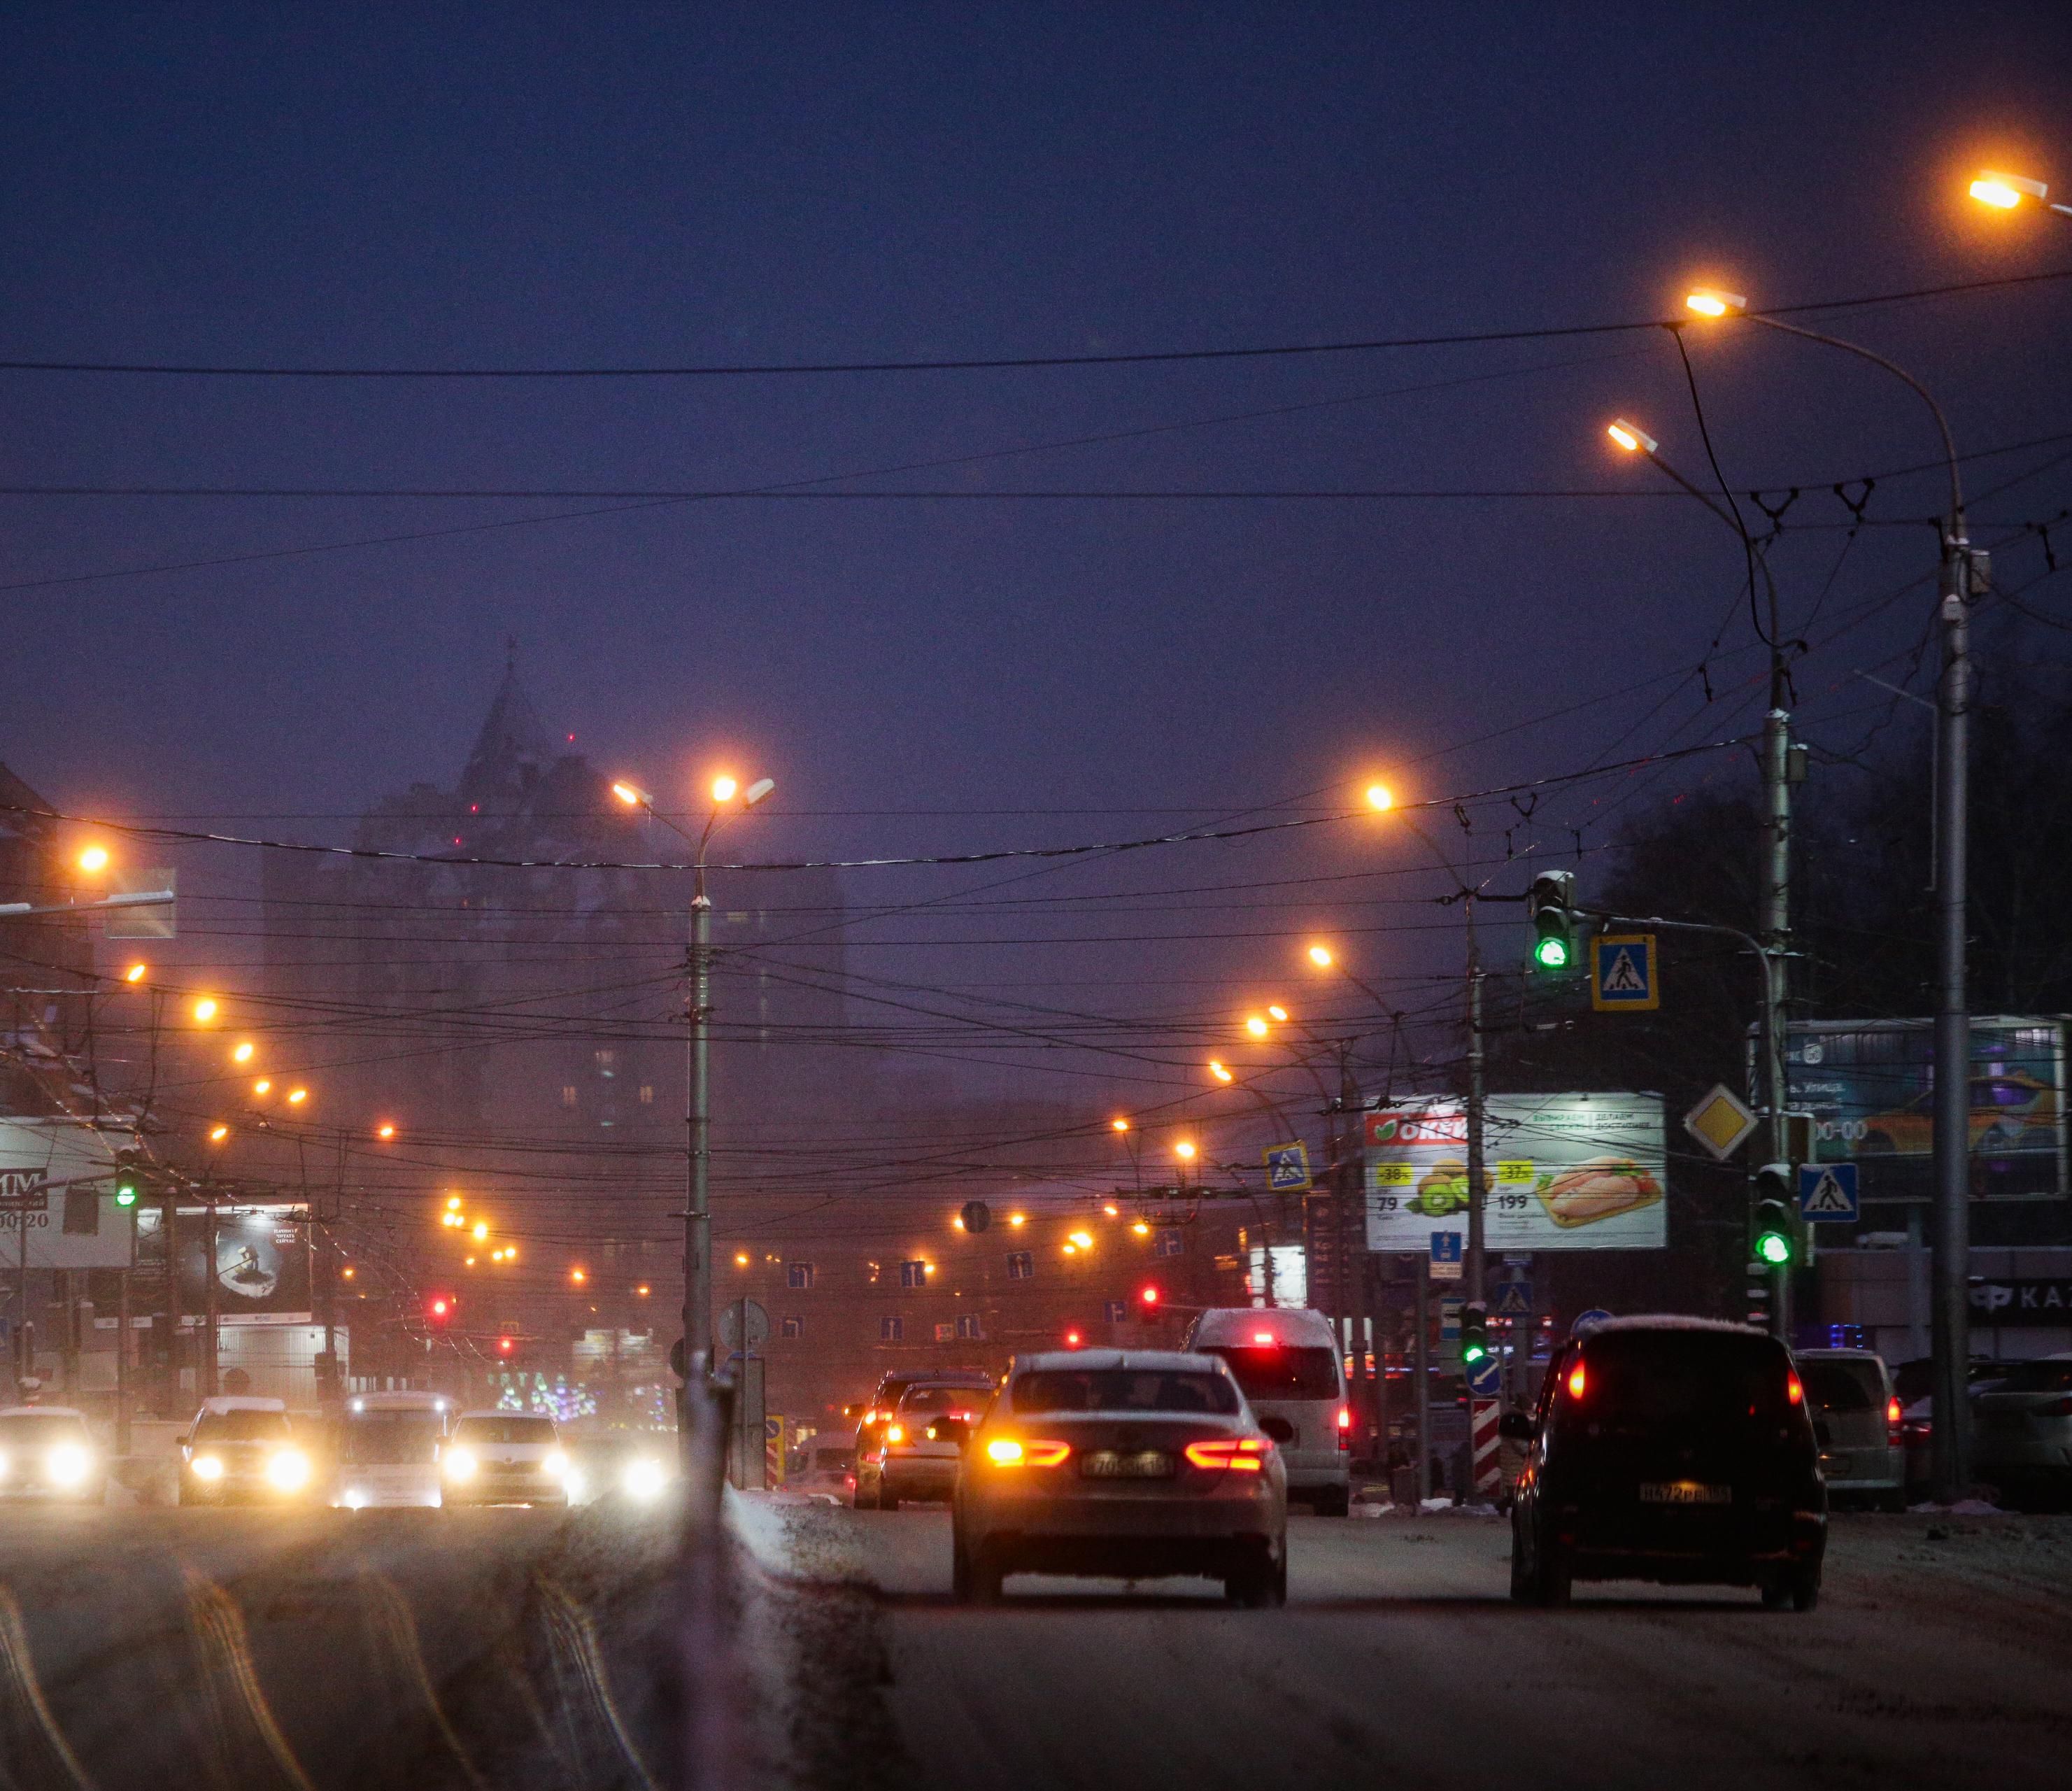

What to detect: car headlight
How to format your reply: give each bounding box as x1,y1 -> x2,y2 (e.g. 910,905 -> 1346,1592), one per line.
543,1450 -> 570,1480
444,1447 -> 478,1482
264,1448 -> 312,1492
563,1468 -> 587,1501
191,1454 -> 226,1482
341,1488 -> 369,1510
46,1444 -> 93,1489
0,1449 -> 11,1479
622,1458 -> 667,1501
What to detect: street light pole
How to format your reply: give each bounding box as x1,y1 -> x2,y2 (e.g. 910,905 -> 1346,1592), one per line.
1684,288 -> 1976,1498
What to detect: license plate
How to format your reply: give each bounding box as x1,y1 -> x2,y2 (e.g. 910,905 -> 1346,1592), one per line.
1079,1450 -> 1174,1480
1639,1481 -> 1732,1506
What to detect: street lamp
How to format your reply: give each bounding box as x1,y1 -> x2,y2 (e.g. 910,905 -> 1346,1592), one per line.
77,845 -> 110,875
613,765 -> 776,1396
1969,169 -> 2070,217
1684,278 -> 1978,1499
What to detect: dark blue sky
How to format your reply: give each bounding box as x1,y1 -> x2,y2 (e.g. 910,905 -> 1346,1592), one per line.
7,3 -> 2072,1105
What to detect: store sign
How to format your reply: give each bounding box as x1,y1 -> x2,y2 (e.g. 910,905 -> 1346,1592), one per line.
1971,1280 -> 2072,1318
1364,1093 -> 1667,1252
0,1119 -> 134,1268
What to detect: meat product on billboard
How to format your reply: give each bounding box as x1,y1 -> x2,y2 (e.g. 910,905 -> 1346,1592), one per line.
1535,1157 -> 1663,1229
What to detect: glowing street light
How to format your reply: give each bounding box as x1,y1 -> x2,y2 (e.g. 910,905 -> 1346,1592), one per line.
1307,944 -> 1333,968
610,780 -> 652,808
711,774 -> 739,802
1684,285 -> 1747,318
570,1266 -> 588,1284
208,1124 -> 229,1143
124,963 -> 147,983
286,1087 -> 308,1105
1365,782 -> 1393,812
376,1122 -> 396,1140
1174,1140 -> 1197,1163
1110,1117 -> 1130,1133
1606,417 -> 1659,455
77,845 -> 110,874
471,1220 -> 488,1242
253,1079 -> 271,1096
1244,1015 -> 1270,1039
1008,1212 -> 1027,1228
1267,1004 -> 1289,1023
1068,1230 -> 1094,1250
192,997 -> 220,1024
1208,1060 -> 1235,1083
231,1042 -> 255,1064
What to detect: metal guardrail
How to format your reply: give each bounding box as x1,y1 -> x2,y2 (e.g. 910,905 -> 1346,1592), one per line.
670,1359 -> 735,1791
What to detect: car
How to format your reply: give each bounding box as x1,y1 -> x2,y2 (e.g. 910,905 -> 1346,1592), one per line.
949,1349 -> 1289,1606
564,1434 -> 677,1506
853,1367 -> 993,1509
1892,1359 -> 2010,1495
1184,1307 -> 1352,1514
177,1396 -> 313,1506
1505,1316 -> 1826,1611
1970,1355 -> 2072,1510
786,1440 -> 856,1503
1796,1348 -> 1906,1510
441,1410 -> 573,1507
0,1406 -> 106,1504
1859,1070 -> 2058,1158
331,1391 -> 454,1508
865,1381 -> 992,1510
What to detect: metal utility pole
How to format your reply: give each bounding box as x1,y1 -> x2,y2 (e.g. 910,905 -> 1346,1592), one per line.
1464,902 -> 1487,1306
688,879 -> 713,1385
1411,1254 -> 1432,1504
162,1183 -> 182,1411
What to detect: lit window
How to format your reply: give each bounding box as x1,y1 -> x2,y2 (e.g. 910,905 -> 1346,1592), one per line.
595,1049 -> 615,1077
879,1316 -> 904,1343
560,1086 -> 577,1107
639,1084 -> 654,1105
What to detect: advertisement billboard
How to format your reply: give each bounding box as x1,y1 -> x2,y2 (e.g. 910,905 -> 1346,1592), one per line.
136,1205 -> 312,1319
0,1118 -> 136,1269
1364,1093 -> 1668,1252
1784,1018 -> 2068,1204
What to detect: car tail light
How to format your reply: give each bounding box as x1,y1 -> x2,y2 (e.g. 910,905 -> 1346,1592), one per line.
1337,1407 -> 1353,1452
1566,1360 -> 1587,1401
1887,1396 -> 1903,1445
985,1438 -> 1070,1468
884,1425 -> 904,1445
2045,1396 -> 2072,1419
1787,1371 -> 1804,1407
1184,1438 -> 1272,1473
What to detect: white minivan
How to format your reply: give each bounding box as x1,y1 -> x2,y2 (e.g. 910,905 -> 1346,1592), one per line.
331,1391 -> 454,1509
1184,1308 -> 1351,1515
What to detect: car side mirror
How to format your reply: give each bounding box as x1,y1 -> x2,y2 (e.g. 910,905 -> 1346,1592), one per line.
928,1417 -> 970,1447
1498,1412 -> 1534,1443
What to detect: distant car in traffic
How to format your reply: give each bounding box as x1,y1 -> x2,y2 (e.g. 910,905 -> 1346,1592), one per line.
949,1349 -> 1288,1606
1971,1356 -> 2072,1510
861,1380 -> 991,1510
564,1434 -> 677,1506
786,1441 -> 856,1503
441,1410 -> 572,1508
1505,1317 -> 1826,1610
853,1367 -> 993,1510
1185,1307 -> 1351,1515
0,1406 -> 106,1504
1796,1348 -> 1906,1510
178,1396 -> 313,1506
331,1392 -> 454,1509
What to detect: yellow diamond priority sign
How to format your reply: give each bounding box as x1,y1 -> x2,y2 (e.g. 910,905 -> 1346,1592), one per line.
1684,1084 -> 1758,1162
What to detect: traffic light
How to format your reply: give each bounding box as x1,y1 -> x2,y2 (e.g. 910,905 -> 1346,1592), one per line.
428,1294 -> 455,1326
1139,1284 -> 1161,1308
1751,1164 -> 1796,1268
1527,870 -> 1578,972
1460,1301 -> 1489,1364
111,1150 -> 143,1209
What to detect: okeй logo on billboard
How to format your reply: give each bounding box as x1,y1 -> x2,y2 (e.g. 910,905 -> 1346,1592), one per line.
1364,1093 -> 1668,1252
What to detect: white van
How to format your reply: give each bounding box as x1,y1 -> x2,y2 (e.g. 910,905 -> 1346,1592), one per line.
1184,1308 -> 1351,1514
332,1392 -> 454,1509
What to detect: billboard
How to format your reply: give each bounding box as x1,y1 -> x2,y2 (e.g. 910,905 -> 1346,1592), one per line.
1365,1093 -> 1667,1252
136,1205 -> 312,1319
1784,1018 -> 2068,1204
0,1118 -> 136,1269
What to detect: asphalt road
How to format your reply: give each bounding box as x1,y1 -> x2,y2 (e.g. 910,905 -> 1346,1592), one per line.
737,1500 -> 2072,1791
0,1500 -> 685,1790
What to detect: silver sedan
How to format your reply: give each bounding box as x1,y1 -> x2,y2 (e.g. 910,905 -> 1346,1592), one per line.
948,1350 -> 1288,1606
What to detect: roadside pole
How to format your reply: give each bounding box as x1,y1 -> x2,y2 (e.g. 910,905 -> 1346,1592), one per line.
1411,1254 -> 1431,1504
1463,905 -> 1487,1308
203,1195 -> 220,1398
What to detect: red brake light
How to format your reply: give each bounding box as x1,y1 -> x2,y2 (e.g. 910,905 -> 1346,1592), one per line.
1185,1438 -> 1272,1472
1887,1397 -> 1903,1424
1566,1360 -> 1587,1401
1336,1406 -> 1353,1451
1787,1371 -> 1804,1407
1886,1396 -> 1904,1444
1252,1331 -> 1275,1345
2046,1396 -> 2072,1419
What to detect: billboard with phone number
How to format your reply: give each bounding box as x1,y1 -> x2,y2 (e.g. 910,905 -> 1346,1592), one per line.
1784,1017 -> 2067,1204
1364,1093 -> 1667,1251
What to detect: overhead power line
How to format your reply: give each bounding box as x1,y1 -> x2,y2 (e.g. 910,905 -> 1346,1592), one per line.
2,267 -> 2066,379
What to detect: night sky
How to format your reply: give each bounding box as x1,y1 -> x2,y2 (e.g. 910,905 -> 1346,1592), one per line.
8,3 -> 2072,1113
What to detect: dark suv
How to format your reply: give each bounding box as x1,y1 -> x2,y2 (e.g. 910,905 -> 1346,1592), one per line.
1505,1317 -> 1826,1610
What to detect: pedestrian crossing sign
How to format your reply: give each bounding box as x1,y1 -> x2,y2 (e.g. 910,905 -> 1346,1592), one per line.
1591,934 -> 1659,1011
1263,1142 -> 1311,1191
1798,1162 -> 1859,1223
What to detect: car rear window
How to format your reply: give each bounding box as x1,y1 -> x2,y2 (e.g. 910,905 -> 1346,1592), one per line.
1800,1361 -> 1880,1413
1200,1345 -> 1341,1401
455,1416 -> 556,1444
897,1385 -> 986,1415
1570,1331 -> 1798,1427
1994,1361 -> 2072,1393
814,1448 -> 851,1469
1012,1370 -> 1239,1415
194,1409 -> 290,1443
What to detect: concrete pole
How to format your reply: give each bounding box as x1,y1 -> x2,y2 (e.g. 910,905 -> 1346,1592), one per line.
688,875 -> 714,1387
1412,1254 -> 1431,1505
1762,702 -> 1794,1343
1463,909 -> 1486,1306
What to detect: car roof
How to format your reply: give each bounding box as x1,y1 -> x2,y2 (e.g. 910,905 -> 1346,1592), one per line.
1012,1349 -> 1227,1375
1795,1348 -> 1887,1361
882,1368 -> 992,1387
197,1395 -> 288,1414
1188,1306 -> 1337,1345
1575,1314 -> 1769,1338
347,1392 -> 453,1411
0,1405 -> 86,1420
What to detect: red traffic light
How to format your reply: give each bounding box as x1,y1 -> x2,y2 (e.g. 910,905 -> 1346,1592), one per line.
497,1335 -> 516,1356
428,1294 -> 454,1323
1065,1329 -> 1082,1347
1139,1284 -> 1161,1305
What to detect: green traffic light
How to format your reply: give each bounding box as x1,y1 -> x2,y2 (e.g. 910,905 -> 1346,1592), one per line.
1755,1230 -> 1791,1267
1461,1341 -> 1487,1364
1533,934 -> 1570,970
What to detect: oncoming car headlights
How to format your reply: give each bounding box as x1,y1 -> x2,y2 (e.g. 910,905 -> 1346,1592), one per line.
264,1447 -> 312,1493
543,1449 -> 571,1481
622,1457 -> 667,1501
443,1446 -> 479,1483
190,1454 -> 226,1482
45,1443 -> 94,1489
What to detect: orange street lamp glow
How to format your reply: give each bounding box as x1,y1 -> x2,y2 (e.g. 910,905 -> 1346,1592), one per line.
1971,170 -> 2046,209
1684,286 -> 1746,318
208,1124 -> 229,1143
611,780 -> 648,807
77,845 -> 110,874
1307,944 -> 1333,968
341,1266 -> 355,1280
637,1284 -> 651,1297
232,1042 -> 255,1064
570,1266 -> 587,1284
1244,1016 -> 1269,1038
1008,1212 -> 1027,1228
1365,782 -> 1393,812
1069,1231 -> 1093,1250
1606,418 -> 1658,455
376,1122 -> 396,1140
124,963 -> 147,983
286,1087 -> 308,1105
711,775 -> 739,803
1133,1221 -> 1151,1237
1267,1004 -> 1289,1023
1062,1243 -> 1077,1256
1175,1140 -> 1197,1161
192,997 -> 219,1024
446,1194 -> 462,1210
253,1079 -> 271,1096
1111,1117 -> 1130,1133
471,1221 -> 488,1242
1102,1203 -> 1120,1218
735,1251 -> 750,1266
1209,1060 -> 1235,1083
